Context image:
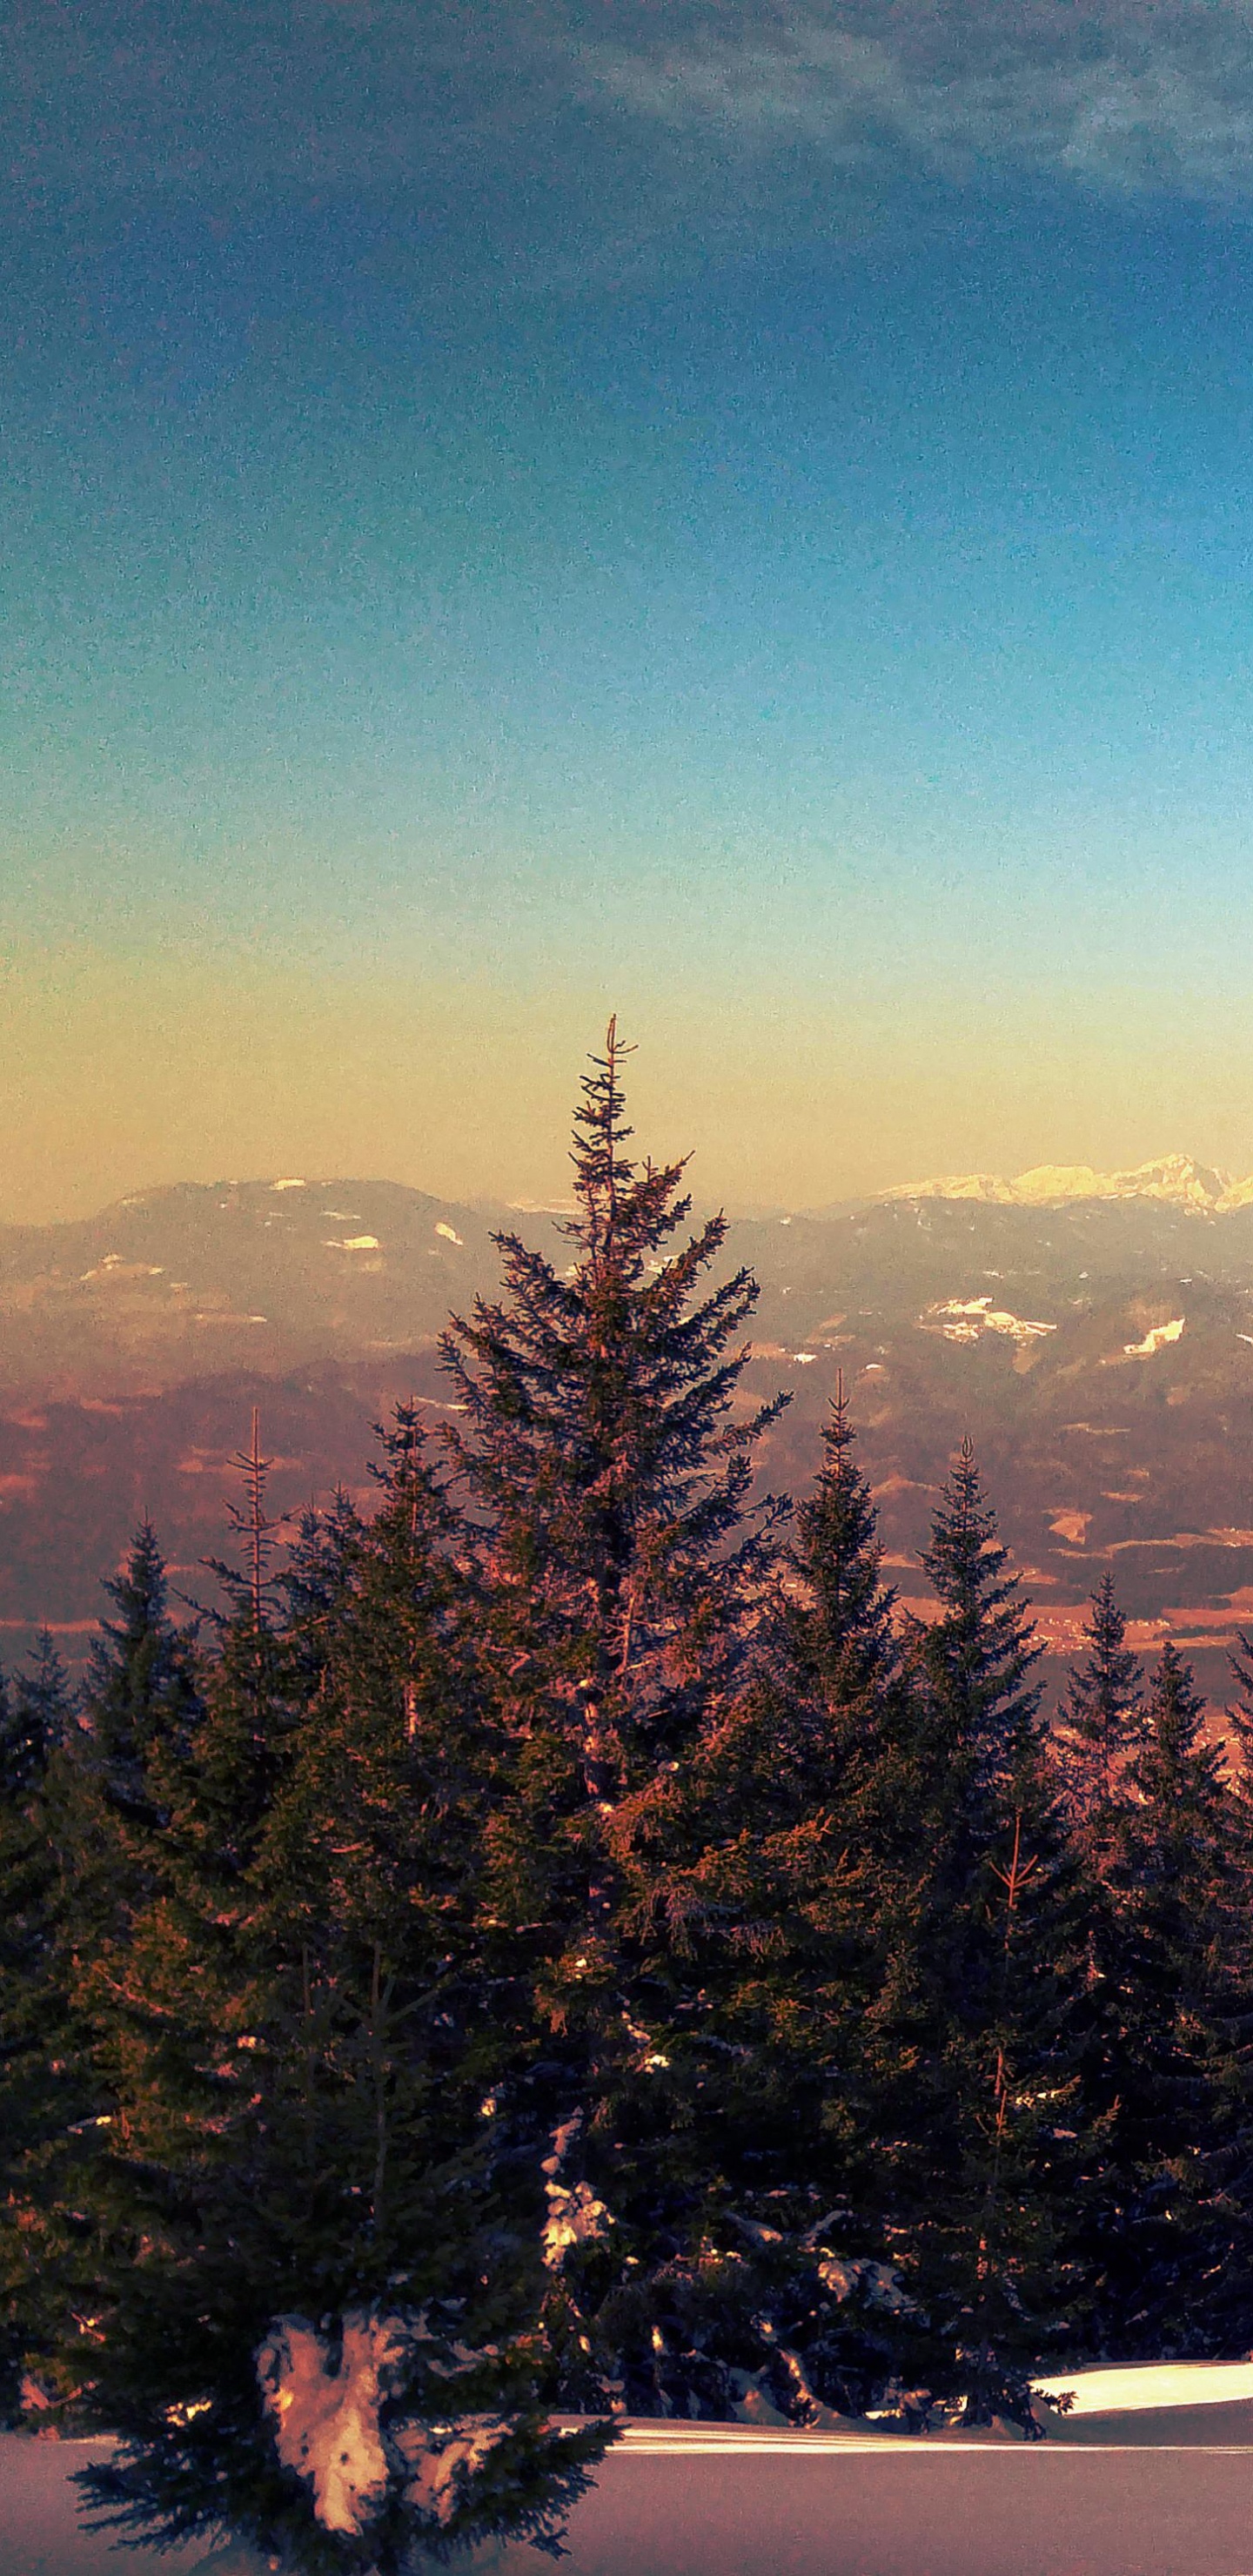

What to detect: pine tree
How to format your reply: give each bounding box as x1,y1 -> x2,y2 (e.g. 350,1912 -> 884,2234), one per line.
0,1660 -> 57,2416
61,1434 -> 307,2491
0,1633 -> 87,2421
278,1486 -> 365,1701
1223,1627 -> 1253,1894
75,1411 -> 606,2571
17,1627 -> 77,1756
439,1023 -> 793,2420
1087,1642 -> 1242,2355
853,1443 -> 1089,2429
918,1436 -> 1044,1813
1057,1574 -> 1146,1868
657,1382 -> 920,2422
788,1376 -> 900,1713
64,1525 -> 205,1946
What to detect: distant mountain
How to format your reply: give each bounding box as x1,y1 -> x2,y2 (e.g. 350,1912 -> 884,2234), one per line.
881,1152 -> 1246,1213
7,1172 -> 1253,1707
0,1177 -> 513,1397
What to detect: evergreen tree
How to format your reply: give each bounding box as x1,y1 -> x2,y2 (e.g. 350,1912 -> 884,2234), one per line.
657,1382 -> 921,2421
76,1412 -> 606,2571
918,1437 -> 1045,1811
65,1525 -> 205,1947
278,1486 -> 365,1701
854,1443 -> 1089,2428
787,1376 -> 900,1713
1223,1627 -> 1253,1895
16,1627 -> 77,1757
0,1630 -> 89,2420
439,1023 -> 793,2420
1087,1642 -> 1242,2355
1057,1574 -> 1146,1868
0,1660 -> 58,2417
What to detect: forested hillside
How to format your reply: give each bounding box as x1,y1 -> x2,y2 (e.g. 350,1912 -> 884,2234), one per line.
4,1042 -> 1253,2575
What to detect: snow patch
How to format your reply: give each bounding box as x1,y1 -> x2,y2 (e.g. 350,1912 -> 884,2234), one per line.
435,1221 -> 464,1245
256,2310 -> 407,2536
323,1235 -> 381,1252
271,1178 -> 306,1191
1033,2360 -> 1253,2415
1123,1317 -> 1185,1358
921,1297 -> 1055,1346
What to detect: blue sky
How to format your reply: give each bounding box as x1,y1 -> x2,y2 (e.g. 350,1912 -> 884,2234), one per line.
7,3 -> 1253,1217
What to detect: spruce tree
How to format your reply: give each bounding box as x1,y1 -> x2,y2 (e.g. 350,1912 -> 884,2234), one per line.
64,1525 -> 205,1949
76,1413 -> 605,2571
0,1633 -> 90,2421
1088,1642 -> 1242,2355
788,1376 -> 899,1712
17,1627 -> 77,1756
662,1383 -> 920,2421
1057,1574 -> 1146,1869
439,1023 -> 792,2419
857,1443 -> 1089,2428
0,1660 -> 58,2416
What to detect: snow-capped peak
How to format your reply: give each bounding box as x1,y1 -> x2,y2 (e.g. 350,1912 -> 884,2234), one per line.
883,1153 -> 1243,1214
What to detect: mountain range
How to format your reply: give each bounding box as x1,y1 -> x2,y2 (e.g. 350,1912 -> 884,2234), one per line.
4,1156 -> 1253,1704
881,1151 -> 1253,1213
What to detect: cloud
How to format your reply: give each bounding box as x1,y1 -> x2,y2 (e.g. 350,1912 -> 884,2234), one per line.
8,0 -> 1253,288
579,3 -> 1253,201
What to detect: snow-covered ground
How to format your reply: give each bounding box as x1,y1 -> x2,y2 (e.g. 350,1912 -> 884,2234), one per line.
6,2366 -> 1253,2576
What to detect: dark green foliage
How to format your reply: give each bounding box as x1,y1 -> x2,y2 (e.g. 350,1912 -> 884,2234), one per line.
1083,1642 -> 1244,2355
0,1660 -> 57,2417
74,1409 -> 608,2570
1057,1575 -> 1146,1868
0,1633 -> 85,2423
67,1526 -> 205,1947
655,1383 -> 919,2418
846,1444 -> 1089,2426
788,1376 -> 901,1712
918,1435 -> 1046,1807
15,1627 -> 77,1761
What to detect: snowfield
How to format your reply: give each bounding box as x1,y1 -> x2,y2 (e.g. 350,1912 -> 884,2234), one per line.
6,2367 -> 1253,2576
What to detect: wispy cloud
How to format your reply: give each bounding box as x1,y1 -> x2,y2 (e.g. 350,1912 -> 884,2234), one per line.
580,3 -> 1253,200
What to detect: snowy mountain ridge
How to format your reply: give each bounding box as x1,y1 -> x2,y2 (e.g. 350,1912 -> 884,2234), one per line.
881,1151 -> 1253,1214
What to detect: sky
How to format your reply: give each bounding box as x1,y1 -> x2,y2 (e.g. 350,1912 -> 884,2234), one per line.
8,0 -> 1253,1220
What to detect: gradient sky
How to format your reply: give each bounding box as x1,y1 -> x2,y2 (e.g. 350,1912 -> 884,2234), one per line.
9,1 -> 1253,1220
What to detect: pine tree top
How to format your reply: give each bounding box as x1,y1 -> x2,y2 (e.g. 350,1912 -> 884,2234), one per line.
439,1024 -> 789,1713
1055,1572 -> 1145,1856
919,1437 -> 1043,1781
790,1377 -> 899,1707
1060,1573 -> 1143,1751
1132,1640 -> 1221,1796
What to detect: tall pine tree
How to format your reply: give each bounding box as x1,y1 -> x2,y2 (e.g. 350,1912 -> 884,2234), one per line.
857,1442 -> 1089,2428
76,1418 -> 606,2572
1088,1642 -> 1243,2356
439,1023 -> 792,2419
0,1633 -> 89,2422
